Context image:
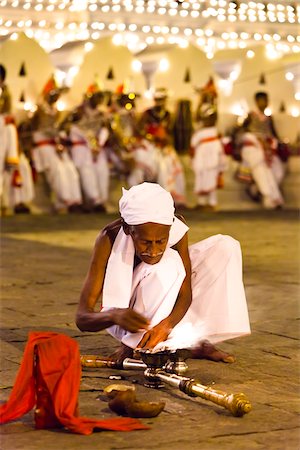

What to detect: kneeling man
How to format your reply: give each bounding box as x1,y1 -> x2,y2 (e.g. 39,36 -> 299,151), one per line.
76,182 -> 250,362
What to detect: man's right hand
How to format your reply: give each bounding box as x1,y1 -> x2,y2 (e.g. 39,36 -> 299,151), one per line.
113,308 -> 150,333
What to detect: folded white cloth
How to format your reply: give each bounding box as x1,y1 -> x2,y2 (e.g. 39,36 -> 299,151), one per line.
102,216 -> 189,309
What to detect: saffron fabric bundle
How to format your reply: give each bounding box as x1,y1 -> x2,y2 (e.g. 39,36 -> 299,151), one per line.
0,332 -> 148,435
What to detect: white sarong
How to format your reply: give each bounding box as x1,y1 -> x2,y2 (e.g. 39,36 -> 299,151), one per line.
103,224 -> 250,349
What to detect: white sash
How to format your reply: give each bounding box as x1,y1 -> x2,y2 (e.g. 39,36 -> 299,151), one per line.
102,217 -> 189,308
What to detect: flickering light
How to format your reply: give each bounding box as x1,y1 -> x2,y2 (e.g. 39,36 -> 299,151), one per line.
159,58 -> 169,71
290,107 -> 299,117
285,72 -> 294,81
132,59 -> 142,72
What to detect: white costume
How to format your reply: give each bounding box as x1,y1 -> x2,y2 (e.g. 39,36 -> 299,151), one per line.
6,153 -> 35,209
156,144 -> 186,206
102,183 -> 250,351
0,117 -> 19,202
69,123 -> 110,206
240,132 -> 284,209
191,126 -> 226,207
127,139 -> 159,187
32,107 -> 82,210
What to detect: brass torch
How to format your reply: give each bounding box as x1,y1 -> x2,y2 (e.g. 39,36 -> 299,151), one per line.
80,350 -> 252,417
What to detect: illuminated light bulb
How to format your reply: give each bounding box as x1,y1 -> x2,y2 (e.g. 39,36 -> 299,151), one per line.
112,33 -> 123,45
161,26 -> 169,34
178,39 -> 189,48
25,30 -> 34,38
263,34 -> 271,41
206,52 -> 214,59
273,34 -> 281,41
228,15 -> 237,21
169,9 -> 177,16
39,20 -> 46,27
10,32 -> 18,40
17,20 -> 24,27
222,32 -> 229,39
264,107 -> 272,116
84,42 -> 94,52
55,22 -> 64,30
191,10 -> 199,17
247,50 -> 255,58
230,31 -> 238,39
290,107 -> 300,117
12,0 -> 19,7
68,23 -> 77,30
254,33 -> 262,40
239,41 -> 247,48
159,58 -> 169,71
285,72 -> 294,81
68,66 -> 79,78
197,37 -> 205,46
89,4 -> 97,11
158,7 -> 166,14
287,35 -> 295,43
25,19 -> 32,27
217,14 -> 226,21
102,5 -> 110,12
295,93 -> 300,101
228,41 -> 238,48
117,23 -> 126,31
91,32 -> 100,40
108,23 -> 117,30
156,37 -> 165,44
179,9 -> 188,17
142,25 -> 150,33
129,24 -> 137,31
239,14 -> 247,21
292,45 -> 300,53
35,4 -> 43,10
205,29 -> 213,37
217,41 -> 226,49
23,3 -> 31,10
112,5 -> 121,11
195,29 -> 203,36
56,100 -> 66,112
146,36 -> 154,44
132,59 -> 142,72
171,26 -> 179,34
184,28 -> 192,36
153,25 -> 161,33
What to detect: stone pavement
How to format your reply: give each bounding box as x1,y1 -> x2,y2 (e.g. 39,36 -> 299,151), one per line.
1,210 -> 299,450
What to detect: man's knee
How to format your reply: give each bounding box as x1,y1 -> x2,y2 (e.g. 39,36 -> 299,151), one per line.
215,235 -> 241,260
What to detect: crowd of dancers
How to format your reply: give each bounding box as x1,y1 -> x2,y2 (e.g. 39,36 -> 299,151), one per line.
0,63 -> 290,216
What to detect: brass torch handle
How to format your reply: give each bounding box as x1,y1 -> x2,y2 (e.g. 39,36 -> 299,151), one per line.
182,379 -> 252,417
80,355 -> 117,369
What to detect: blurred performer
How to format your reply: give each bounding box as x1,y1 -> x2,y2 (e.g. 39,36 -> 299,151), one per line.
190,78 -> 226,211
67,83 -> 110,212
0,64 -> 34,214
139,87 -> 172,140
31,76 -> 82,213
140,89 -> 187,208
105,85 -> 138,179
239,92 -> 285,209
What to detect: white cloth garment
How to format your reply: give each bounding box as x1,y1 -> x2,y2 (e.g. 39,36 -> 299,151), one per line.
69,125 -> 110,205
191,126 -> 226,201
102,216 -> 189,309
105,233 -> 250,350
241,132 -> 284,208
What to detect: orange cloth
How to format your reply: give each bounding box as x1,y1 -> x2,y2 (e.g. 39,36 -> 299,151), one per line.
0,332 -> 148,435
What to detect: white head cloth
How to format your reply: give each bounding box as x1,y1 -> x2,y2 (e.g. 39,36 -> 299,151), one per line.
119,182 -> 175,226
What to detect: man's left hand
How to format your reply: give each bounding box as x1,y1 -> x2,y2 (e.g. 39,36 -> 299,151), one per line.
136,319 -> 172,350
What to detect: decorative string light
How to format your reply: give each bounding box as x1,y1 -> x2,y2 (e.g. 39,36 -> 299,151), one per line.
0,0 -> 299,54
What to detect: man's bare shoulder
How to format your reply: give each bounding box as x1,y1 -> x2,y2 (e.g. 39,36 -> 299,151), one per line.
96,218 -> 122,246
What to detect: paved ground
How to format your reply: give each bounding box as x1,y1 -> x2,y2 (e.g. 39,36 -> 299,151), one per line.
1,210 -> 299,450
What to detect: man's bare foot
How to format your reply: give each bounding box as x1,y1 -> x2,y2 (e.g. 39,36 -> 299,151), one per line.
108,344 -> 134,365
190,340 -> 235,363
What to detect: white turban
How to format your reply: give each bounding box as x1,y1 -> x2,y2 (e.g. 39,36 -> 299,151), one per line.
119,183 -> 175,226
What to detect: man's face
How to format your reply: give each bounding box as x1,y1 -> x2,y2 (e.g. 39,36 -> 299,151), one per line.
256,96 -> 268,112
129,222 -> 171,265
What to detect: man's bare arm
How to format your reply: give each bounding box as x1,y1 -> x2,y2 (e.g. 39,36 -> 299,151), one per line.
76,228 -> 149,333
